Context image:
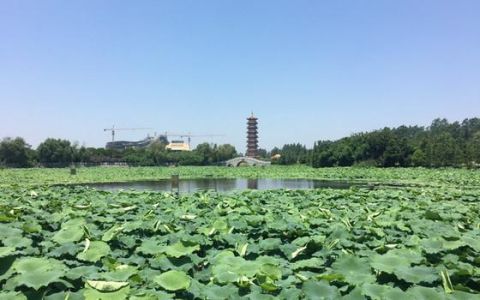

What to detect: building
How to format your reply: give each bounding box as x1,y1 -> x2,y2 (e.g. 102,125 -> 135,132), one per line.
105,135 -> 168,150
165,140 -> 191,151
246,114 -> 259,157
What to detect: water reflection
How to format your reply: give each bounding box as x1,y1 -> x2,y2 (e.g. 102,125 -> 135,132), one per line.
247,178 -> 258,189
86,178 -> 368,193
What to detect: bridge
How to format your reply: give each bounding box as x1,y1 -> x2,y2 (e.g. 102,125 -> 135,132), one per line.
226,157 -> 271,167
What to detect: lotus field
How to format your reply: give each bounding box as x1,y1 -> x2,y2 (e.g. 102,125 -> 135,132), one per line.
0,166 -> 479,299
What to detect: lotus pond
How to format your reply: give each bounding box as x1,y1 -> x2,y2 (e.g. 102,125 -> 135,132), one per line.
0,166 -> 479,299
84,178 -> 372,193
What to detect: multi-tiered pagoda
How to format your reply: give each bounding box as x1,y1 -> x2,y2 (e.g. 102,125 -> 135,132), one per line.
246,114 -> 258,157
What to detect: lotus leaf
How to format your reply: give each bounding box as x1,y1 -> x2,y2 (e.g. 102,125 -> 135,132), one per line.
302,280 -> 340,300
154,270 -> 191,291
84,281 -> 130,300
370,251 -> 410,273
162,241 -> 200,258
1,167 -> 480,298
331,254 -> 375,285
394,265 -> 438,284
12,257 -> 66,290
0,247 -> 16,258
0,291 -> 27,300
77,241 -> 110,262
53,218 -> 86,244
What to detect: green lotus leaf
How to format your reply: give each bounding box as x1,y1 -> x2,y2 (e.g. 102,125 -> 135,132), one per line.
53,218 -> 86,244
12,257 -> 66,290
388,248 -> 424,264
129,289 -> 174,300
22,222 -> 42,233
447,291 -> 480,300
331,254 -> 375,285
291,257 -> 325,270
406,286 -> 447,300
154,270 -> 191,291
14,257 -> 65,273
102,225 -> 124,242
248,293 -> 276,300
442,239 -> 467,250
86,280 -> 129,292
162,241 -> 199,258
102,265 -> 138,281
421,238 -> 445,254
211,251 -> 261,283
77,241 -> 110,262
278,287 -> 302,299
48,242 -> 81,258
84,281 -> 130,300
0,246 -> 16,258
44,291 -> 85,300
199,284 -> 238,300
461,236 -> 480,252
258,238 -> 282,251
0,224 -> 22,239
137,239 -> 164,255
14,269 -> 65,290
394,265 -> 438,284
211,219 -> 230,234
66,266 -> 100,280
259,263 -> 282,280
370,252 -> 410,273
258,276 -> 279,292
0,291 -> 28,300
3,236 -> 32,249
302,280 -> 340,300
342,287 -> 366,300
361,283 -> 406,300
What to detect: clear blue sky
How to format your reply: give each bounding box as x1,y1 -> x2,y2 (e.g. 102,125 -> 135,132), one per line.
1,1 -> 479,152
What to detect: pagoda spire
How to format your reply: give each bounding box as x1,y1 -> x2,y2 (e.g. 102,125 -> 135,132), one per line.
246,114 -> 258,157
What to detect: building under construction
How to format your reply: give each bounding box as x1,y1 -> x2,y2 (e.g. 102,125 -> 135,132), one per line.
246,114 -> 259,157
106,135 -> 168,150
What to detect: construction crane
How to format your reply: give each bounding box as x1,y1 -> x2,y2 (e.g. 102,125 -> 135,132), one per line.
103,126 -> 153,142
163,132 -> 225,150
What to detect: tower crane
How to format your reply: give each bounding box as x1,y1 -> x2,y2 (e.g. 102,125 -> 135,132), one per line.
163,132 -> 225,150
103,126 -> 153,142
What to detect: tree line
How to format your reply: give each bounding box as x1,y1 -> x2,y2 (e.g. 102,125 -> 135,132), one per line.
270,118 -> 480,168
0,138 -> 237,168
2,118 -> 479,168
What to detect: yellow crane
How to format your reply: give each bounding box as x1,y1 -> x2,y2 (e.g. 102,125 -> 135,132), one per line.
103,126 -> 153,142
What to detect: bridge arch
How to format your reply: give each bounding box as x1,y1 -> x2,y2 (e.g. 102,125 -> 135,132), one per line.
225,157 -> 271,167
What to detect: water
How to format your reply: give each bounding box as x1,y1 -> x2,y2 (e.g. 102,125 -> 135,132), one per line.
85,178 -> 370,193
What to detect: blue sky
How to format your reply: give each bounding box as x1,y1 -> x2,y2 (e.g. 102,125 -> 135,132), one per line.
1,1 -> 479,151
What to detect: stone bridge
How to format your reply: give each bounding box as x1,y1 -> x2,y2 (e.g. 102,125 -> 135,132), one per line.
225,157 -> 271,167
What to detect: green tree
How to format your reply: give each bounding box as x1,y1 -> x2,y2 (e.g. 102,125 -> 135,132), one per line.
410,148 -> 427,166
37,138 -> 74,167
0,137 -> 34,167
466,132 -> 480,166
215,144 -> 237,162
425,132 -> 459,167
194,143 -> 214,165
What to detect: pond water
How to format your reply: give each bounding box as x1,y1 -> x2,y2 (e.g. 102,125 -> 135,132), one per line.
85,178 -> 371,193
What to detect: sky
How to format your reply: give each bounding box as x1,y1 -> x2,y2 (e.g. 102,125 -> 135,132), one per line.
1,1 -> 479,152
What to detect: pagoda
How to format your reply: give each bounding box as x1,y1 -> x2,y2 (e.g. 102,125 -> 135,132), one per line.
246,114 -> 258,157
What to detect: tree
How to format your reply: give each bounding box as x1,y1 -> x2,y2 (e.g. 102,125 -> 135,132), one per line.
466,132 -> 480,166
37,138 -> 74,167
215,144 -> 237,162
278,144 -> 307,165
0,137 -> 34,167
194,143 -> 214,165
425,132 -> 460,167
410,148 -> 426,167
